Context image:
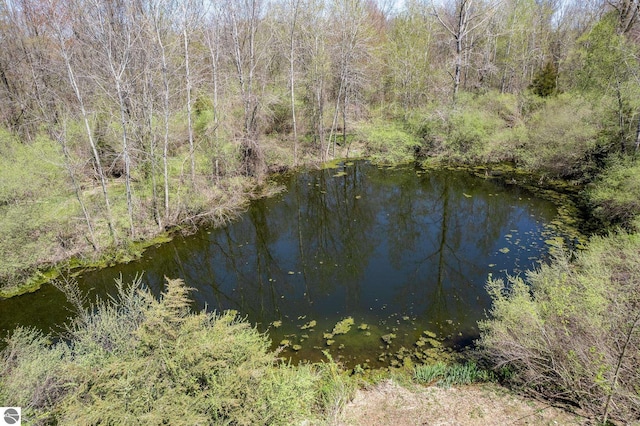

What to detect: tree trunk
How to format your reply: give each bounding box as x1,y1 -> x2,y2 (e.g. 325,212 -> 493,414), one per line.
289,0 -> 300,166
154,17 -> 171,224
61,45 -> 118,245
183,8 -> 196,186
114,76 -> 136,239
57,123 -> 98,251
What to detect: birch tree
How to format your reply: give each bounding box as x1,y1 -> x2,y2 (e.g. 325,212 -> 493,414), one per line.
47,0 -> 119,244
288,0 -> 301,165
150,0 -> 176,224
87,0 -> 138,238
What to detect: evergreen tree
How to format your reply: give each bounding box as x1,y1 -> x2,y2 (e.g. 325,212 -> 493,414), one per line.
529,61 -> 557,97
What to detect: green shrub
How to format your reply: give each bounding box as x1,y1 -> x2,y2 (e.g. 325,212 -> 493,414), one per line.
588,156 -> 640,230
529,61 -> 558,97
356,120 -> 420,163
479,232 -> 640,424
0,278 -> 353,425
403,92 -> 526,164
521,94 -> 601,178
0,130 -> 66,205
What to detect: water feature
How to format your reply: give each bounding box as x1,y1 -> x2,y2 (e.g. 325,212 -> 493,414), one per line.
0,161 -> 568,368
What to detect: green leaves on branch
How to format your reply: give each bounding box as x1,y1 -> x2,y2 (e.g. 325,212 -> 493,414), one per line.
479,232 -> 640,424
0,277 -> 354,425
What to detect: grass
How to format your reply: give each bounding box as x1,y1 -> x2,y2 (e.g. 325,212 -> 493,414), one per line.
414,362 -> 495,388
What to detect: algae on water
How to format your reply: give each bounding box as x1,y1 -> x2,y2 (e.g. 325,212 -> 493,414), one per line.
332,317 -> 354,335
301,320 -> 316,330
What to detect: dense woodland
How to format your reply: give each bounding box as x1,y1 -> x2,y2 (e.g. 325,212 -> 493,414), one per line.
2,0 -> 640,424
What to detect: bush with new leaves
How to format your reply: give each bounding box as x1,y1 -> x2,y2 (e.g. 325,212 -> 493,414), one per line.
479,233 -> 640,424
0,278 -> 354,425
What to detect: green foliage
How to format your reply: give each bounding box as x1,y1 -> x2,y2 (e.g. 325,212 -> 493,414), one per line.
0,130 -> 66,205
0,130 -> 83,287
521,94 -> 602,178
0,278 -> 353,424
316,351 -> 358,423
404,92 -> 526,164
356,119 -> 420,163
570,13 -> 638,95
588,156 -> 640,230
479,233 -> 640,423
529,61 -> 558,97
414,362 -> 494,388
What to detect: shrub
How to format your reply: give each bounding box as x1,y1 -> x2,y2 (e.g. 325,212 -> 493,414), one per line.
521,94 -> 602,178
403,92 -> 526,163
0,130 -> 66,205
479,233 -> 640,424
588,156 -> 640,230
529,61 -> 558,97
355,120 -> 420,163
0,278 -> 353,425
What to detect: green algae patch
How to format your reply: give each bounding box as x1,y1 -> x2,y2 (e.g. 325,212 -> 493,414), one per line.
1,230 -> 178,299
301,320 -> 316,330
0,269 -> 55,299
381,333 -> 396,345
321,159 -> 344,170
332,317 -> 355,335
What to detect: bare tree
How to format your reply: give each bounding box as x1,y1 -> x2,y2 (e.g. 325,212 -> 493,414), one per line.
327,0 -> 378,157
150,0 -> 176,224
289,0 -> 301,165
47,0 -> 119,245
87,0 -> 139,238
182,0 -> 200,186
223,0 -> 268,176
431,0 -> 499,101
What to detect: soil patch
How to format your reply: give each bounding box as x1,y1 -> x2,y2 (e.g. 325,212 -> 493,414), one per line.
338,380 -> 589,426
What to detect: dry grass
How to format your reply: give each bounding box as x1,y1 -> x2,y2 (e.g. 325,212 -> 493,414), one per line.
337,380 -> 589,426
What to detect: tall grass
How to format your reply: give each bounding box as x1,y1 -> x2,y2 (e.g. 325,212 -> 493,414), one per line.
414,362 -> 494,388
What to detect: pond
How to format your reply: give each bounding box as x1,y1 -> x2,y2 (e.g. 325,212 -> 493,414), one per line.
0,161 -> 569,368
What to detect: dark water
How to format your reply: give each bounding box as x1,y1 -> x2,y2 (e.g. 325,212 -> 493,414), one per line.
0,162 -> 564,367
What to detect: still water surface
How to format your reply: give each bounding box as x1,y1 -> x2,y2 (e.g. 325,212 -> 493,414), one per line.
0,162 -> 564,367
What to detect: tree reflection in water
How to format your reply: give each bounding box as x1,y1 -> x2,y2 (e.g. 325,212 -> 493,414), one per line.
0,162 -> 562,367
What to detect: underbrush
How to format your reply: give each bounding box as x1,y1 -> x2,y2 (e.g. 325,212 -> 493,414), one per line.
354,119 -> 419,164
0,124 -> 259,296
0,278 -> 356,424
479,232 -> 640,424
588,156 -> 640,230
399,91 -> 614,182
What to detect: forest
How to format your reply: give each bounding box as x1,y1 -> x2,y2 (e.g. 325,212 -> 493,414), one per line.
1,0 -> 640,424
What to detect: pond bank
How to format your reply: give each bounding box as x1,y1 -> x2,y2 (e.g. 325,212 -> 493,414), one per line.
338,380 -> 588,425
0,174 -> 278,299
0,159 -> 588,301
